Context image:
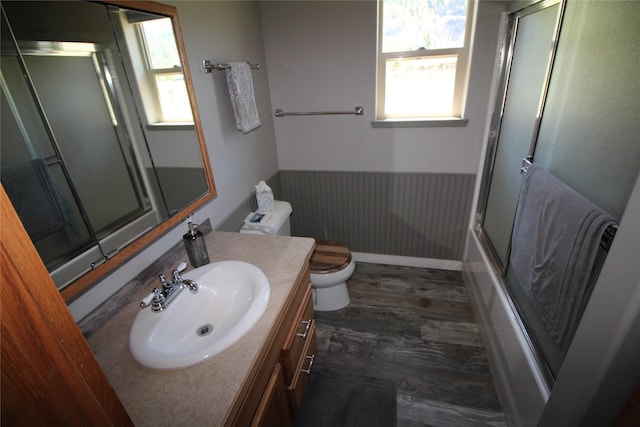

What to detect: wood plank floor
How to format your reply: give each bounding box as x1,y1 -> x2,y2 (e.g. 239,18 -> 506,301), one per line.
311,262 -> 507,426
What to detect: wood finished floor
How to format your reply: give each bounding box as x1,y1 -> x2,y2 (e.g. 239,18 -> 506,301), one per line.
312,262 -> 507,426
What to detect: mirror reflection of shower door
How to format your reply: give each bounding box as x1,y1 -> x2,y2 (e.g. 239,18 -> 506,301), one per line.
1,55 -> 100,270
23,48 -> 159,284
22,52 -> 151,235
480,1 -> 562,269
1,36 -> 158,286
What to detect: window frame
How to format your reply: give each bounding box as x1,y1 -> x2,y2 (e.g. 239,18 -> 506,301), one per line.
375,0 -> 476,123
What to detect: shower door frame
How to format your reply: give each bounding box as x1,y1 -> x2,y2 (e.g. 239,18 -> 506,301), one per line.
474,0 -> 566,386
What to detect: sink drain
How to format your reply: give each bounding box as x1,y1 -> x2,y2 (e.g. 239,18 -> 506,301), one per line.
197,324 -> 214,337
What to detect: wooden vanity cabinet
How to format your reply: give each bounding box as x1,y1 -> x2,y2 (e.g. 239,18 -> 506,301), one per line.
225,264 -> 317,426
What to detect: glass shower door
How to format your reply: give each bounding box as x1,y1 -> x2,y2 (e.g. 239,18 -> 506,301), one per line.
478,0 -> 640,381
507,0 -> 640,379
476,0 -> 564,383
480,0 -> 562,269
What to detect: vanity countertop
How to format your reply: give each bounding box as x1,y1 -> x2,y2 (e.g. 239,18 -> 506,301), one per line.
87,231 -> 315,426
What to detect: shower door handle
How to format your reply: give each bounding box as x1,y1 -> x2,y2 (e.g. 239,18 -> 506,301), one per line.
520,156 -> 533,174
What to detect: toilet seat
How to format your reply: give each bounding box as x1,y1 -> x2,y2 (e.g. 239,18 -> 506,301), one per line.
310,241 -> 352,274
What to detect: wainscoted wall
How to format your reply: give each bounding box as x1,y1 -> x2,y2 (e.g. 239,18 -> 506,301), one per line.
216,171 -> 475,262
153,167 -> 208,215
281,171 -> 474,260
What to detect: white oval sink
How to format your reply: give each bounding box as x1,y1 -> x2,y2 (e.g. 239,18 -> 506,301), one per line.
129,260 -> 270,370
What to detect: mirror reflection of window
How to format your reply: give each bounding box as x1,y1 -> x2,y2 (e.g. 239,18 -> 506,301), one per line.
138,18 -> 193,123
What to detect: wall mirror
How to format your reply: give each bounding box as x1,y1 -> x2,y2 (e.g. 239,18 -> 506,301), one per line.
0,1 -> 216,302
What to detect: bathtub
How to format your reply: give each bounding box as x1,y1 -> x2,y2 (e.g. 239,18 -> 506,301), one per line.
462,229 -> 550,427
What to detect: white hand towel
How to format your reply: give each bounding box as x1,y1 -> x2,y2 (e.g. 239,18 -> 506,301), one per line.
225,62 -> 261,134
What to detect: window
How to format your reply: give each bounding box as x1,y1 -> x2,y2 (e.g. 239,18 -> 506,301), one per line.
138,18 -> 193,123
377,0 -> 474,121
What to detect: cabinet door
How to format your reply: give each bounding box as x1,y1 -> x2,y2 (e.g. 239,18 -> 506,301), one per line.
0,187 -> 132,426
252,363 -> 291,427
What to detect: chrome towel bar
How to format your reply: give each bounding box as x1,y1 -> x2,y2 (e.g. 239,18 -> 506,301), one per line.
202,59 -> 260,73
274,106 -> 364,117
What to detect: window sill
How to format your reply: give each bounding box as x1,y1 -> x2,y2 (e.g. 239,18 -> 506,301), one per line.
370,118 -> 468,128
146,123 -> 195,131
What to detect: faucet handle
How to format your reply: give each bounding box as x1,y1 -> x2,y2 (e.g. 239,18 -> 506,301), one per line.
172,262 -> 188,283
140,291 -> 155,308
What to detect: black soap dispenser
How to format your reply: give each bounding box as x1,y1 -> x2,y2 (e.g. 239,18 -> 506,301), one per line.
183,219 -> 209,268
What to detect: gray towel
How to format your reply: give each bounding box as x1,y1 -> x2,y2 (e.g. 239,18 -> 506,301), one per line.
510,164 -> 616,345
225,62 -> 261,134
1,158 -> 68,241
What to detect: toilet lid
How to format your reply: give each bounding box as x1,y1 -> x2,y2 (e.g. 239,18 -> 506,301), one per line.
310,241 -> 352,274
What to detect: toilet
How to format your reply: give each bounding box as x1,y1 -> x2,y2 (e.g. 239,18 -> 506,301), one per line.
239,200 -> 353,311
308,240 -> 355,311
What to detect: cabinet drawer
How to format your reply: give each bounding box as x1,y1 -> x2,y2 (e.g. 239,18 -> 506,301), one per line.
281,286 -> 314,383
288,324 -> 317,415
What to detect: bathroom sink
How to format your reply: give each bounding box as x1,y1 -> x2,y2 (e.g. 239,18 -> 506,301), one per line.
129,260 -> 270,370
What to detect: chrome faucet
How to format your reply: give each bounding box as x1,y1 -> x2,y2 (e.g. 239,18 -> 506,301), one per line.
182,278 -> 199,292
139,262 -> 199,312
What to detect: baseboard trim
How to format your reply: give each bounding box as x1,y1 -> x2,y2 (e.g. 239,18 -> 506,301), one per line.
352,252 -> 462,271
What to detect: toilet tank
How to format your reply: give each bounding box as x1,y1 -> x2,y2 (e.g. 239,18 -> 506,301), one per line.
239,201 -> 292,236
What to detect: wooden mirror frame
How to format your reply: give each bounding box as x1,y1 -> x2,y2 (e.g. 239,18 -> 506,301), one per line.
59,0 -> 216,303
